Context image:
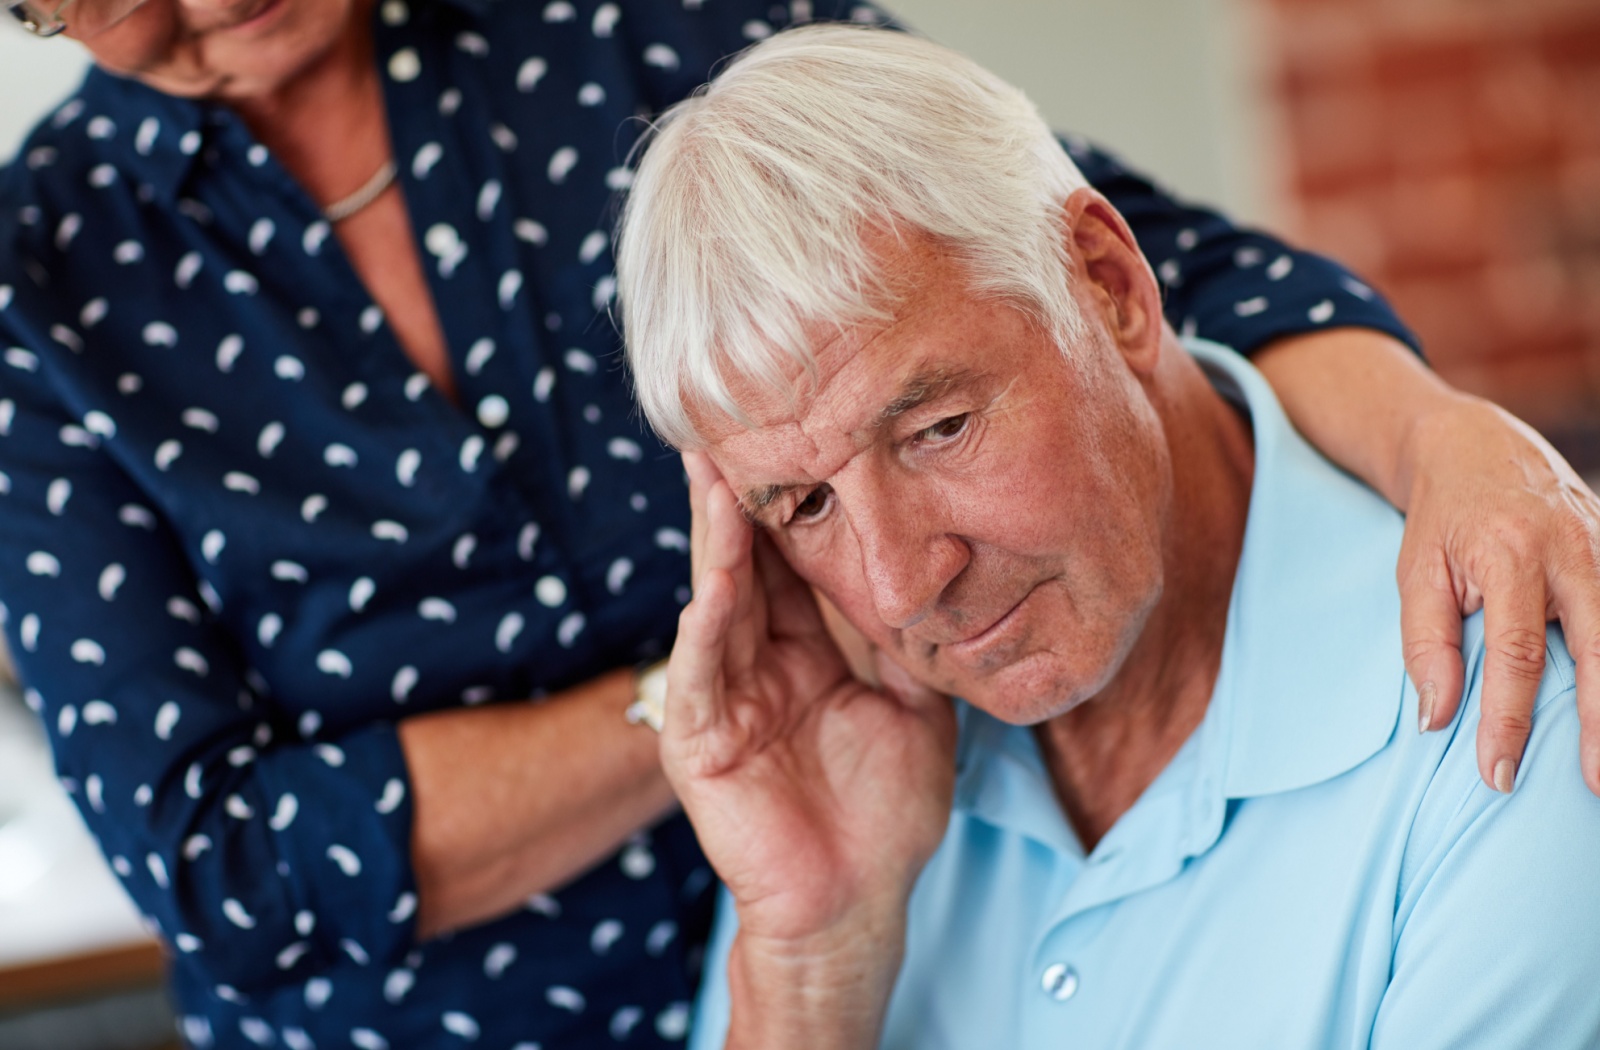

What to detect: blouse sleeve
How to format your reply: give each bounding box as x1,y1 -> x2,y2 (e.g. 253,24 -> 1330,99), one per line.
1062,137 -> 1421,357
0,351 -> 419,995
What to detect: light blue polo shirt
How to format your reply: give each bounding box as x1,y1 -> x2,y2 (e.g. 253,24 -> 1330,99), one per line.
689,340 -> 1600,1049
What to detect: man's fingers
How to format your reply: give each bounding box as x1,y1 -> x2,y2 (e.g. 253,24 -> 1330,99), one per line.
703,473 -> 766,674
753,531 -> 829,639
872,648 -> 941,711
683,450 -> 724,585
703,474 -> 753,576
1398,553 -> 1466,735
668,571 -> 733,730
1548,570 -> 1600,796
1477,571 -> 1550,793
818,591 -> 880,686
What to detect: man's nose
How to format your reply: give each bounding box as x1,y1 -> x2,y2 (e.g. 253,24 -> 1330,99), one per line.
847,480 -> 969,631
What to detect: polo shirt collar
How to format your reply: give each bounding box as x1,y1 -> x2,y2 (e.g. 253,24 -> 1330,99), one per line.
1193,338 -> 1406,800
954,702 -> 1083,858
953,339 -> 1407,855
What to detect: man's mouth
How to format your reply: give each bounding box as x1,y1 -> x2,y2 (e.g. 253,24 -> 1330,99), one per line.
942,588 -> 1036,665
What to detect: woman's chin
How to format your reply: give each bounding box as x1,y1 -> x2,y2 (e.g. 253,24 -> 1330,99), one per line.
79,0 -> 360,103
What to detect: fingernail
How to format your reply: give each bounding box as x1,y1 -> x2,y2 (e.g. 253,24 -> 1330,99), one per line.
1493,757 -> 1517,794
1417,680 -> 1435,734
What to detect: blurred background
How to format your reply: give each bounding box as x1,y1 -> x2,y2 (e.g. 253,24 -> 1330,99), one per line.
1,0 -> 1596,1046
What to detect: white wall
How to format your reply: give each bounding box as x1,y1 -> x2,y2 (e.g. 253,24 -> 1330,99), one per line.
888,0 -> 1279,224
0,22 -> 90,162
0,0 -> 1278,218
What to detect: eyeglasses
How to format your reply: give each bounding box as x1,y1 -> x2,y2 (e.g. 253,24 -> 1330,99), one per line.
7,0 -> 148,37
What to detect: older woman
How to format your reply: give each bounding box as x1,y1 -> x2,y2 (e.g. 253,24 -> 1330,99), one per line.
2,1 -> 1598,1048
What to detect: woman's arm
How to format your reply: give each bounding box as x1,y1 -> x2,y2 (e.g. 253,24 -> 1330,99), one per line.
1076,140 -> 1420,358
400,670 -> 675,938
1081,142 -> 1600,795
1254,330 -> 1600,795
0,363 -> 677,992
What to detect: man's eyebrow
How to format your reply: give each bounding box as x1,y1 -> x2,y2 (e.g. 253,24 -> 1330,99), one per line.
873,367 -> 979,428
738,484 -> 785,522
735,368 -> 981,523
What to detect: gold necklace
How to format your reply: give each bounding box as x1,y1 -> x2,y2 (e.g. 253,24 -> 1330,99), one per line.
323,158 -> 398,223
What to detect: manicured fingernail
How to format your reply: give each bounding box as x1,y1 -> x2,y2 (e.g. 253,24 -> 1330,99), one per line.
1493,757 -> 1517,794
1417,680 -> 1435,733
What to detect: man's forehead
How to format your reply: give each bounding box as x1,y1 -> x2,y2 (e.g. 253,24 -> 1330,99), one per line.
709,360 -> 988,517
689,231 -> 966,427
692,234 -> 999,503
699,389 -> 859,512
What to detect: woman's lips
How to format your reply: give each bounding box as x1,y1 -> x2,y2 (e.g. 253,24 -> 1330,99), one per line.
223,0 -> 287,34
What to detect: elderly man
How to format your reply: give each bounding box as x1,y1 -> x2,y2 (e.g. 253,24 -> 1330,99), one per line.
616,24 -> 1600,1050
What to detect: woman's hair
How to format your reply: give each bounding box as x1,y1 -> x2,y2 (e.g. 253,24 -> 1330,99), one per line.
617,23 -> 1089,448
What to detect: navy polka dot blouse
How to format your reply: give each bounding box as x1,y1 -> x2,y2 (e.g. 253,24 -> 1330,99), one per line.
0,0 -> 1415,1047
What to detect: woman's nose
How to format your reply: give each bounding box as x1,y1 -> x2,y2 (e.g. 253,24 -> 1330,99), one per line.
172,0 -> 262,14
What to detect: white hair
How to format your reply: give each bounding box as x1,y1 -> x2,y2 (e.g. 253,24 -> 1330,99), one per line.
617,23 -> 1090,448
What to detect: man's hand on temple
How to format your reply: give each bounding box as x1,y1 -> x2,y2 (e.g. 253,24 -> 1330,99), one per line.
662,452 -> 958,1050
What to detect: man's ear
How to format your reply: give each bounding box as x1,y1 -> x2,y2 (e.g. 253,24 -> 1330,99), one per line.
1061,188 -> 1164,376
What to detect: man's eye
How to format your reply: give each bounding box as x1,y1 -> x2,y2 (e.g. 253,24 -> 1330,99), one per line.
918,414 -> 970,443
791,485 -> 832,522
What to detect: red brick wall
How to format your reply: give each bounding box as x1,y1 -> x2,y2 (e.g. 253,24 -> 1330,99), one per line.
1259,0 -> 1600,441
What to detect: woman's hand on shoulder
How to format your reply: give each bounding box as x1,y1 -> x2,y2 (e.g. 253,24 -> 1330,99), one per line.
1253,328 -> 1600,797
1396,394 -> 1600,795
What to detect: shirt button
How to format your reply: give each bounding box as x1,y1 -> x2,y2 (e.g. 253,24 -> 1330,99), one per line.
1040,963 -> 1079,1002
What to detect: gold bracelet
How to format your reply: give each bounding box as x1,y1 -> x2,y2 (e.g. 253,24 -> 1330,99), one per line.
625,658 -> 670,732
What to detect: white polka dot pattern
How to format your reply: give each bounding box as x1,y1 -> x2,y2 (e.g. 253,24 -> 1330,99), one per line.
0,0 -> 1416,1046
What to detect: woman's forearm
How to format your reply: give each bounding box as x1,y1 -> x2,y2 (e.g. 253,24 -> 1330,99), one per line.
1249,327 -> 1458,509
399,667 -> 676,938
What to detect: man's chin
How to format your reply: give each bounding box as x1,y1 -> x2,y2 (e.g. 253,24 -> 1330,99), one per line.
972,691 -> 1090,727
947,660 -> 1096,727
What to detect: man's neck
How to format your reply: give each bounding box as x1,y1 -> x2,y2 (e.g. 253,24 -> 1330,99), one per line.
1033,345 -> 1255,851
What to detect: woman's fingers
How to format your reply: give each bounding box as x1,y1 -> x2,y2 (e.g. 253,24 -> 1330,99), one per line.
1399,545 -> 1469,737
1546,549 -> 1600,795
1399,525 -> 1554,794
1475,563 -> 1550,793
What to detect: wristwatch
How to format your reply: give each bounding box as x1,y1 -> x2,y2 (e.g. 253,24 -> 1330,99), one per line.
626,658 -> 670,732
